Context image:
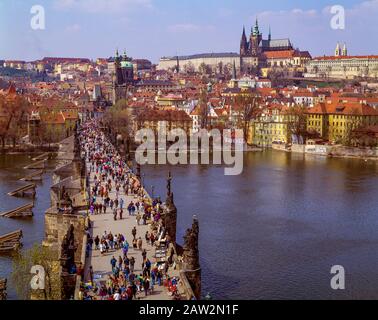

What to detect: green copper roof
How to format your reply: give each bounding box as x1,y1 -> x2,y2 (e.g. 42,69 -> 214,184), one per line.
121,60 -> 133,68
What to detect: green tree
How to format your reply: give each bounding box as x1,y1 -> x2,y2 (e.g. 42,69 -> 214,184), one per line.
11,244 -> 61,300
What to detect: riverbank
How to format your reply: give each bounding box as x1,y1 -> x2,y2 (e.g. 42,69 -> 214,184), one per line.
272,144 -> 378,161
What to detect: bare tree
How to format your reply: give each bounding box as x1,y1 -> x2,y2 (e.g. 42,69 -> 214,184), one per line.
199,63 -> 211,75
198,88 -> 209,129
184,62 -> 195,74
217,61 -> 223,75
104,98 -> 132,149
286,104 -> 308,144
0,94 -> 29,150
234,94 -> 261,142
269,66 -> 285,87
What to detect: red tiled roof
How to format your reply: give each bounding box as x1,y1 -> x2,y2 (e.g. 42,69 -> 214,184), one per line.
138,109 -> 192,122
41,112 -> 66,124
264,50 -> 295,59
307,101 -> 378,116
313,55 -> 378,61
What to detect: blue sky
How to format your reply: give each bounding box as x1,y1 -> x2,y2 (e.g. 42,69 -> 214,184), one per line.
1,0 -> 378,62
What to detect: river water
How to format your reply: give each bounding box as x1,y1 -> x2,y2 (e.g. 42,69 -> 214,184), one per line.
1,151 -> 378,299
0,154 -> 53,300
141,151 -> 378,300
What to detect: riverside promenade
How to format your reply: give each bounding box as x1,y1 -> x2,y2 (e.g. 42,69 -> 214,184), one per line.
82,127 -> 180,300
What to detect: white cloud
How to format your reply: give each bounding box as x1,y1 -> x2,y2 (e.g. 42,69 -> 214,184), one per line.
54,0 -> 153,14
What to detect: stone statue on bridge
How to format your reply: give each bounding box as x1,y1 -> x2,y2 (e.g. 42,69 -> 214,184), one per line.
183,216 -> 201,300
164,171 -> 177,244
60,224 -> 77,274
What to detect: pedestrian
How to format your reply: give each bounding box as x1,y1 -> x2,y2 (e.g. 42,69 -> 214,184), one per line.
143,277 -> 150,297
136,213 -> 141,226
130,257 -> 135,273
118,256 -> 123,270
137,237 -> 143,250
110,256 -> 117,271
89,265 -> 94,285
150,233 -> 155,247
142,249 -> 147,266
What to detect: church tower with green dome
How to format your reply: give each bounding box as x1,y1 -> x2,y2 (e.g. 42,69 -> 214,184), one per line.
113,48 -> 135,104
250,18 -> 262,57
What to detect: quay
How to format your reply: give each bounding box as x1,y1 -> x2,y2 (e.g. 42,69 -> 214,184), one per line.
23,159 -> 47,170
7,183 -> 36,198
0,278 -> 6,300
0,202 -> 34,218
19,170 -> 44,182
0,230 -> 23,253
31,152 -> 51,162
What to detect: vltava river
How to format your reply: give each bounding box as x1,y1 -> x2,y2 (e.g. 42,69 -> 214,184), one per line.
1,151 -> 378,299
142,150 -> 378,299
0,154 -> 53,299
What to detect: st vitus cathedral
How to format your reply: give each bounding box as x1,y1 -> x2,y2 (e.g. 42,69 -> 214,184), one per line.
239,19 -> 293,73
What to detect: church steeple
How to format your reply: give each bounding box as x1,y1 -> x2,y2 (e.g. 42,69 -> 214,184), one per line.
253,18 -> 260,36
268,26 -> 272,41
175,55 -> 180,73
240,25 -> 248,56
335,43 -> 341,57
242,26 -> 247,41
115,48 -> 120,66
342,43 -> 348,56
232,60 -> 237,79
250,18 -> 262,57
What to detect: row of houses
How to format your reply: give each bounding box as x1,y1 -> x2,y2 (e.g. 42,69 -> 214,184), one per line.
248,99 -> 378,147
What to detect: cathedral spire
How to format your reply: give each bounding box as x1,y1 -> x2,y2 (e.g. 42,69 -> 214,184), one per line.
268,26 -> 272,41
253,17 -> 260,36
115,48 -> 120,66
240,25 -> 248,56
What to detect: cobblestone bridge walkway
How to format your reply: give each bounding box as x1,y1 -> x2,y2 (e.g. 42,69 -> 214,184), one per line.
82,131 -> 179,300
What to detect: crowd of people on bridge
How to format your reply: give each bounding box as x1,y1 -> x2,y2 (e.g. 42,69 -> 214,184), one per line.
77,121 -> 181,300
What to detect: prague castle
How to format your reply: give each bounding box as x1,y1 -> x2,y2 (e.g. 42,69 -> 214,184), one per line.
157,19 -> 311,75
